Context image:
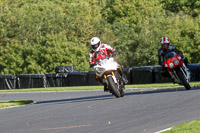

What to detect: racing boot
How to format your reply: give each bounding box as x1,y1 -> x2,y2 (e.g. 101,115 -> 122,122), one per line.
117,68 -> 128,85
122,76 -> 128,85
96,76 -> 103,84
104,84 -> 109,92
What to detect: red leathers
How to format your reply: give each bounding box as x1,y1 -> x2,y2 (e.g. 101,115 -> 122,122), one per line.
89,37 -> 127,85
89,44 -> 115,68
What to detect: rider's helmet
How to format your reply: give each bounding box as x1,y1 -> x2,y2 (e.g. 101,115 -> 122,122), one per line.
160,37 -> 170,51
90,37 -> 101,51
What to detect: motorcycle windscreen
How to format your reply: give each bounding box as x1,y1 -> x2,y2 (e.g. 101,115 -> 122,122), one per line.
165,52 -> 176,60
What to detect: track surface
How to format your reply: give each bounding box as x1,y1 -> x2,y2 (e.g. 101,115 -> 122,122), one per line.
0,87 -> 200,133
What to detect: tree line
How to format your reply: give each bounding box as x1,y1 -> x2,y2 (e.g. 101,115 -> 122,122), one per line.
0,0 -> 200,74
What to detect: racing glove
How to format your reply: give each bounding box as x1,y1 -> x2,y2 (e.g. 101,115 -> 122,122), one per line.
112,50 -> 117,57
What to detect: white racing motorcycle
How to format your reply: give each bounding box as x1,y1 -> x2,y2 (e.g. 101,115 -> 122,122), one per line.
94,57 -> 125,98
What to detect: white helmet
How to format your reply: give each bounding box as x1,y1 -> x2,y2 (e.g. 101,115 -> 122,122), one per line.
160,37 -> 170,44
160,37 -> 170,50
90,37 -> 101,51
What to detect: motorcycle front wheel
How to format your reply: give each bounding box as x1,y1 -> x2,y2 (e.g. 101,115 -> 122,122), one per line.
176,67 -> 191,90
107,76 -> 121,98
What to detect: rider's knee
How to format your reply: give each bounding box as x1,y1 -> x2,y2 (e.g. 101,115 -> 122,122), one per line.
183,57 -> 188,67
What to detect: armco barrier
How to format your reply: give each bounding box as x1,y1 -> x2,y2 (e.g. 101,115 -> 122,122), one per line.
46,73 -> 68,87
153,65 -> 172,83
67,72 -> 88,86
0,75 -> 16,89
87,71 -> 101,86
131,66 -> 154,84
16,74 -> 47,89
188,63 -> 200,81
1,63 -> 199,90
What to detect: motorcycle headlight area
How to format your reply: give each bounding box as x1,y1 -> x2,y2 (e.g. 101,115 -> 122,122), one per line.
174,59 -> 179,65
95,68 -> 105,72
169,62 -> 174,68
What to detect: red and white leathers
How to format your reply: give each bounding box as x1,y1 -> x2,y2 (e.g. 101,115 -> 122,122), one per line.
89,44 -> 116,68
89,43 -> 128,85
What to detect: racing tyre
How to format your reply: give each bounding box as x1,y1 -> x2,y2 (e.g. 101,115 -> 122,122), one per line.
107,76 -> 121,98
176,67 -> 191,90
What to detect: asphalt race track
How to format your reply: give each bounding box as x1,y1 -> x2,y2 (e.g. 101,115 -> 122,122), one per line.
0,87 -> 200,133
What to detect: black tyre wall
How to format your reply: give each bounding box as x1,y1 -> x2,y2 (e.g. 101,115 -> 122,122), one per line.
0,75 -> 16,90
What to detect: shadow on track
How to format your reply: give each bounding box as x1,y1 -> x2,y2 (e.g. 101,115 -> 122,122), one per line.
34,87 -> 200,105
35,94 -> 115,105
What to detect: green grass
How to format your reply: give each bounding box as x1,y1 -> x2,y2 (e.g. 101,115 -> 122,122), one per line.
126,82 -> 200,88
0,100 -> 33,109
0,86 -> 103,93
162,119 -> 200,133
0,82 -> 200,93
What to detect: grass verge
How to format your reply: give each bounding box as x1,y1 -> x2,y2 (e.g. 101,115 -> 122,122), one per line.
0,100 -> 33,109
162,119 -> 200,133
0,82 -> 200,93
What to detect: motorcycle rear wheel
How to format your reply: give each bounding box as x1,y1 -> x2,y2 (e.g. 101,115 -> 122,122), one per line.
176,67 -> 191,90
120,89 -> 125,97
107,76 -> 121,98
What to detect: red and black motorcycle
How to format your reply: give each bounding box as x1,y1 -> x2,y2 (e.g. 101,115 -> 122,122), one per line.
164,51 -> 191,90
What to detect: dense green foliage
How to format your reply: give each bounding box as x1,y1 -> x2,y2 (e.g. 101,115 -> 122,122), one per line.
161,0 -> 200,17
0,0 -> 199,74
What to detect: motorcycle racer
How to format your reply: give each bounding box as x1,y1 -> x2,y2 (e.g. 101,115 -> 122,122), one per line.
89,37 -> 117,68
89,37 -> 128,90
158,36 -> 189,77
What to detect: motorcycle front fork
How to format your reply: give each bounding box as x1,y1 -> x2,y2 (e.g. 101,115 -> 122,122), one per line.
181,63 -> 191,82
169,70 -> 180,84
169,65 -> 190,84
102,72 -> 124,90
